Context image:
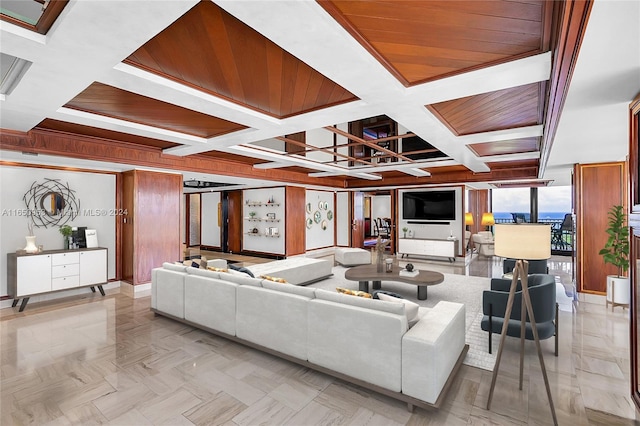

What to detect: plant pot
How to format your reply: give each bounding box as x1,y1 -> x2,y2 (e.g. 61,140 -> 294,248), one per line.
606,275 -> 630,310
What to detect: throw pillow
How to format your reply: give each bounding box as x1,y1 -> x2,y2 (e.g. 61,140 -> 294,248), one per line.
191,261 -> 200,268
336,287 -> 372,298
207,266 -> 229,273
377,293 -> 420,327
228,263 -> 255,278
372,290 -> 403,300
261,275 -> 287,283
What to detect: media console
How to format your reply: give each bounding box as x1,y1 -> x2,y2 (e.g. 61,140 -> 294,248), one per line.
397,238 -> 458,262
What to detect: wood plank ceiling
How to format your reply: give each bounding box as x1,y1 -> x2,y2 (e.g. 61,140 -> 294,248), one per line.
0,0 -> 588,190
123,1 -> 358,118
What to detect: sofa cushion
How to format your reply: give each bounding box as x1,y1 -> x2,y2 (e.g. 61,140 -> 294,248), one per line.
377,293 -> 420,328
163,262 -> 187,272
219,271 -> 263,287
228,263 -> 255,278
261,275 -> 287,283
315,288 -> 405,316
262,280 -> 316,298
246,257 -> 332,285
336,287 -> 372,298
184,276 -> 237,336
186,266 -> 220,280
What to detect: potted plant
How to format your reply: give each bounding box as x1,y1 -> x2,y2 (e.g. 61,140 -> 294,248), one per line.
598,205 -> 630,310
59,225 -> 73,249
402,227 -> 408,238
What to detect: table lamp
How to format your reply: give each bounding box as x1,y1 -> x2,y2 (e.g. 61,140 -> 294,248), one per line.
486,223 -> 556,425
464,212 -> 474,228
481,212 -> 495,231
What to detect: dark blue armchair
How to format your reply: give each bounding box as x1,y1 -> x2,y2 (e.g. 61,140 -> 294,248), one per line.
481,274 -> 558,356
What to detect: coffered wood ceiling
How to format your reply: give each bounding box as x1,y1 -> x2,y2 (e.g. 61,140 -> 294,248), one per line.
319,0 -> 550,86
0,0 -> 598,190
124,1 -> 358,118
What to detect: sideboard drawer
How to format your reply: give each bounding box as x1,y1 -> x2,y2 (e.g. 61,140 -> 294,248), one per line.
51,275 -> 80,290
52,252 -> 80,266
52,264 -> 80,278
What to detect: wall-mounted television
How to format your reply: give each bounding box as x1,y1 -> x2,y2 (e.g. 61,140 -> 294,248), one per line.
402,190 -> 456,221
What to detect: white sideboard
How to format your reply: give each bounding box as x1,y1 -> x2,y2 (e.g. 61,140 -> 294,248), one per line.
7,247 -> 108,311
397,238 -> 457,262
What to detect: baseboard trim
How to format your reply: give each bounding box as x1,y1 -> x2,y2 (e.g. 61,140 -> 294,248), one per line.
120,282 -> 152,299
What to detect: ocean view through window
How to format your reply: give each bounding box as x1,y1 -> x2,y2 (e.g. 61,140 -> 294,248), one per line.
492,186 -> 572,253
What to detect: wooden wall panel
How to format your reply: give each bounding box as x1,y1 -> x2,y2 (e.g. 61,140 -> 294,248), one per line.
121,171 -> 135,283
575,162 -> 626,294
227,191 -> 243,254
285,186 -> 306,256
468,189 -> 490,236
121,170 -> 182,285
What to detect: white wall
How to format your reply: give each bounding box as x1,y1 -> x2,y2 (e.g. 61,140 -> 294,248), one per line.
305,128 -> 334,163
305,190 -> 335,250
397,187 -> 464,256
201,192 -> 221,248
0,165 -> 117,299
336,192 -> 349,246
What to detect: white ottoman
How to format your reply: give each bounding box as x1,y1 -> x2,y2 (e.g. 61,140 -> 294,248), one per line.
335,247 -> 371,266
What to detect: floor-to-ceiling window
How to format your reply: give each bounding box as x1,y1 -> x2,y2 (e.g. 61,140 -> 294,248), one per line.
492,188 -> 531,224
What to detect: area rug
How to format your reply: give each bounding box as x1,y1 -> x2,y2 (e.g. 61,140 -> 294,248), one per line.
309,266 -> 498,371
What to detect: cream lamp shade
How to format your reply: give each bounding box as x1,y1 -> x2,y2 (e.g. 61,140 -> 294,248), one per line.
480,212 -> 495,226
494,224 -> 551,260
465,213 -> 474,226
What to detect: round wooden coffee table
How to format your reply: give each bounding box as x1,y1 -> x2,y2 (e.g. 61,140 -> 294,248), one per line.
344,264 -> 444,300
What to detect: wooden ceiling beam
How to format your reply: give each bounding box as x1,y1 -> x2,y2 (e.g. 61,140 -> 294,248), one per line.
323,126 -> 416,163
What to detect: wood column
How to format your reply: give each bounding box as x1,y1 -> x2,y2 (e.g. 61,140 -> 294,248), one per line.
121,170 -> 182,285
468,189 -> 490,235
574,162 -> 627,294
285,186 -> 306,256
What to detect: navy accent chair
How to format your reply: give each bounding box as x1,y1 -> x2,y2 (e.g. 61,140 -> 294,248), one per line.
503,258 -> 549,275
481,274 -> 558,356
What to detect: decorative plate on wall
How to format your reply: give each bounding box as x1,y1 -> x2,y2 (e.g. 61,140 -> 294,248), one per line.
306,218 -> 313,229
306,203 -> 312,214
321,220 -> 327,230
318,201 -> 324,210
324,201 -> 329,210
327,210 -> 333,221
314,211 -> 321,223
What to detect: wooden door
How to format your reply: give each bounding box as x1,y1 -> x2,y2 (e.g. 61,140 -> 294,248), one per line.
227,190 -> 242,254
351,192 -> 365,248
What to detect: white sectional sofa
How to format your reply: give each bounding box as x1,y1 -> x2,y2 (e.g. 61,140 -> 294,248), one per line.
151,262 -> 468,410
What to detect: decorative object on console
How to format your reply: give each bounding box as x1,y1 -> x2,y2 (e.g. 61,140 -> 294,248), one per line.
599,204 -> 630,311
385,258 -> 393,273
481,212 -> 495,231
59,224 -> 72,249
23,221 -> 38,253
486,223 -> 556,425
374,236 -> 391,273
85,229 -> 98,248
405,263 -> 414,272
23,178 -> 79,228
402,226 -> 408,238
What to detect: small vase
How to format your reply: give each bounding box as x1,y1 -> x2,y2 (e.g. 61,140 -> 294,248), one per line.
64,237 -> 70,250
376,250 -> 384,273
24,236 -> 38,253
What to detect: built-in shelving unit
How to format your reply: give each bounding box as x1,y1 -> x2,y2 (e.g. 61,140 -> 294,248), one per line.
243,188 -> 285,254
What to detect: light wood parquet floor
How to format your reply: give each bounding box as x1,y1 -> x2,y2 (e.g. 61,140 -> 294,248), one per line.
1,253 -> 637,425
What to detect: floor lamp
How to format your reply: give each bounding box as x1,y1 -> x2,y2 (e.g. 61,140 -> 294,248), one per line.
486,223 -> 557,426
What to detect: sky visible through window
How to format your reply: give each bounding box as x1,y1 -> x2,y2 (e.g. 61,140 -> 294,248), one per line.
492,186 -> 572,221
